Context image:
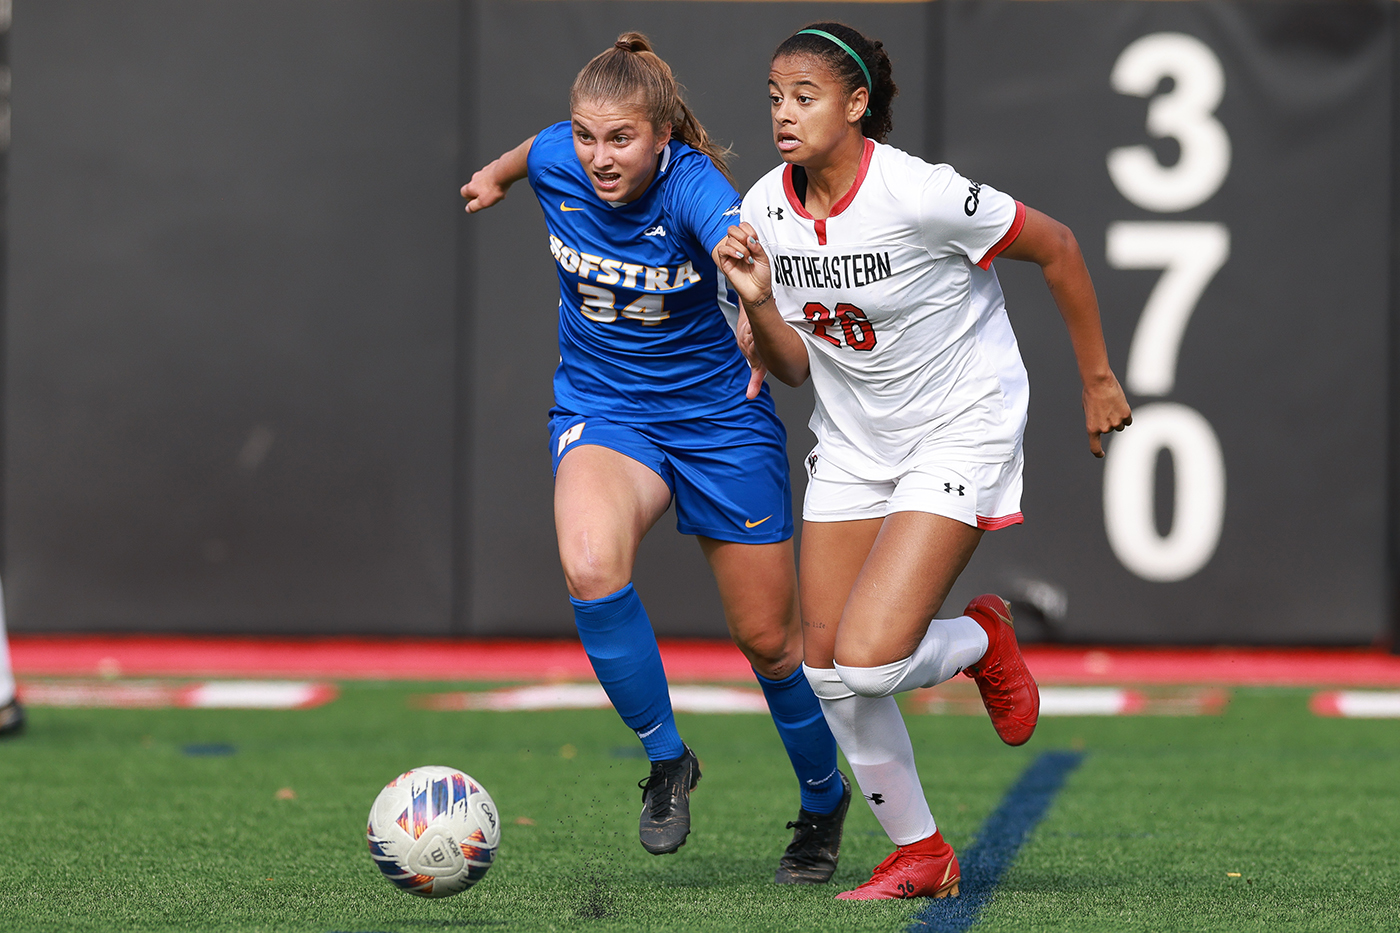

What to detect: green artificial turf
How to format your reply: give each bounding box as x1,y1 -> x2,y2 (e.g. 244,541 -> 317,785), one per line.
0,683 -> 1396,932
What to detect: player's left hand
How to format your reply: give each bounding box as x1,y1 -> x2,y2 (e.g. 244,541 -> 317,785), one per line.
736,310 -> 768,400
1084,374 -> 1132,458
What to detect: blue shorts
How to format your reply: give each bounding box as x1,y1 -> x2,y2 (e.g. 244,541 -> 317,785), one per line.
548,399 -> 794,545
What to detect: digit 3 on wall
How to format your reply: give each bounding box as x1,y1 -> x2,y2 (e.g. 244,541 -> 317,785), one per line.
1102,33 -> 1229,584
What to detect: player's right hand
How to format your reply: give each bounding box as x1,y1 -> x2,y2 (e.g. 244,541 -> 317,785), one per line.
715,223 -> 772,306
461,165 -> 509,213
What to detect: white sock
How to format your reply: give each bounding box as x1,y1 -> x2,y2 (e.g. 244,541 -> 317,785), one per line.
803,665 -> 936,846
835,615 -> 988,698
0,577 -> 14,705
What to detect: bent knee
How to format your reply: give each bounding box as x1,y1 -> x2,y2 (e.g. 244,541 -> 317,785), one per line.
834,659 -> 905,698
737,628 -> 802,680
560,553 -> 632,602
802,664 -> 854,701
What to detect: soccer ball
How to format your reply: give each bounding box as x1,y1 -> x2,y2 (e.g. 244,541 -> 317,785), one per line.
366,766 -> 500,898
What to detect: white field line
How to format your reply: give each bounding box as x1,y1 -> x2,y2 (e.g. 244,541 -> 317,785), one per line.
17,679 -> 336,710
1312,690 -> 1400,718
1038,687 -> 1133,716
429,683 -> 769,714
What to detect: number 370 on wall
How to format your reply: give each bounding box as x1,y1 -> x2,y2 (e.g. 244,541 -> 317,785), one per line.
1102,33 -> 1229,583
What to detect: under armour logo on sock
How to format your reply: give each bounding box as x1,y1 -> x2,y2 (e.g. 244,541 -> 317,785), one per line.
865,793 -> 885,805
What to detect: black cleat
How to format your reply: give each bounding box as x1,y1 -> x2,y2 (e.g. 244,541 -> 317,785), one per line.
637,745 -> 700,855
775,772 -> 851,884
0,697 -> 25,738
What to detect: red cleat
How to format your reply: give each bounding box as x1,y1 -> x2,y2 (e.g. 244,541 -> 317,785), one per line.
835,830 -> 960,900
963,594 -> 1040,746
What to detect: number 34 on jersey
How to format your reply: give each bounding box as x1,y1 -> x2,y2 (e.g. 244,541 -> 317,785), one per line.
548,234 -> 704,326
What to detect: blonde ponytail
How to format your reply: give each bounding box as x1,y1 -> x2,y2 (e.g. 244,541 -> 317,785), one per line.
571,32 -> 732,181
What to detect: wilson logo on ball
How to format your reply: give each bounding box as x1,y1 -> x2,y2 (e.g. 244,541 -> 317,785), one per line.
366,766 -> 500,898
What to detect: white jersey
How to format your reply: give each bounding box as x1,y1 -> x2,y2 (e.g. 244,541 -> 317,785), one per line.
742,139 -> 1029,477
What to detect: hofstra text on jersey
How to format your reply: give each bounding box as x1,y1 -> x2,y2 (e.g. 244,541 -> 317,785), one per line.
773,251 -> 893,291
549,235 -> 703,292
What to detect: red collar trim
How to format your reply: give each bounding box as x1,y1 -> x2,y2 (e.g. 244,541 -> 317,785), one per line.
781,138 -> 875,221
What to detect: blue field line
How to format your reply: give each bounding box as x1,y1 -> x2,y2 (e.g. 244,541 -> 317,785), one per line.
907,750 -> 1085,933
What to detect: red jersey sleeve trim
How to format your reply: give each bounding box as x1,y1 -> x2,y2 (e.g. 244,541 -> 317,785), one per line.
975,200 -> 1026,271
977,511 -> 1024,531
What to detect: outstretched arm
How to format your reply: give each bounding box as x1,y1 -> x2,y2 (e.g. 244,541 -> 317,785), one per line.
713,223 -> 810,387
461,136 -> 535,213
999,207 -> 1132,457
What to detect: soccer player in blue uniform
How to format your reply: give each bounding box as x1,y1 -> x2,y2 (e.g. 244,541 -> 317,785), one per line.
460,34 -> 849,881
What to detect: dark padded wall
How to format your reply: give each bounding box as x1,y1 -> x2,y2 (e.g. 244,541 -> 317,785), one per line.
937,0 -> 1393,643
6,1 -> 460,632
0,0 -> 9,570
2,0 -> 1395,642
463,0 -> 932,635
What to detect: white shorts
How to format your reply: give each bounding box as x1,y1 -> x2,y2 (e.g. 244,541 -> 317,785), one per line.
802,445 -> 1024,529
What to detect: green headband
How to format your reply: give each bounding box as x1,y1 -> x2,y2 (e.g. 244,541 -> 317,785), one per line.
795,28 -> 873,117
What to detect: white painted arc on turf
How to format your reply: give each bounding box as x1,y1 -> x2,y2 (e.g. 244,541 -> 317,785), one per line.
184,681 -> 325,709
475,685 -> 1139,715
668,686 -> 769,713
464,684 -> 769,713
466,684 -> 609,711
1333,691 -> 1400,718
1037,687 -> 1130,716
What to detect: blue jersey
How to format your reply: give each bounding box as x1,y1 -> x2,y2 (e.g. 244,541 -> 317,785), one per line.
527,122 -> 752,422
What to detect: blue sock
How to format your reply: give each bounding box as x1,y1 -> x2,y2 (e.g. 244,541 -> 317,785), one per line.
571,584 -> 685,763
754,666 -> 843,814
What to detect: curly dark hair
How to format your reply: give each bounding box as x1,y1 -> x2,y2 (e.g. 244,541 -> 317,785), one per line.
773,22 -> 898,143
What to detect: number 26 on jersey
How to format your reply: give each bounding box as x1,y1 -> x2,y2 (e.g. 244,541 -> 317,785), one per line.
803,302 -> 877,351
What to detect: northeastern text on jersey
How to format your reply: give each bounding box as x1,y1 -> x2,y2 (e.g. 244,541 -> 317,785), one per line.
772,251 -> 893,291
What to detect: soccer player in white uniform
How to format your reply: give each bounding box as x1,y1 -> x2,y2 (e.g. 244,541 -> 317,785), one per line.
719,23 -> 1132,900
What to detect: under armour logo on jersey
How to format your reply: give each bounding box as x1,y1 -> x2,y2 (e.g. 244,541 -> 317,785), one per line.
964,182 -> 983,217
643,225 -> 667,237
807,453 -> 819,477
722,205 -> 741,217
865,793 -> 885,806
767,206 -> 784,220
556,422 -> 585,456
944,482 -> 966,496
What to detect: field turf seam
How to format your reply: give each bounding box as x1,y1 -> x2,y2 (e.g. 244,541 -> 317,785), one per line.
908,751 -> 1084,932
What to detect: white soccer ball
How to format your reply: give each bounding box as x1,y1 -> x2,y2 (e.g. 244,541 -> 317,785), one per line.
366,765 -> 500,898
